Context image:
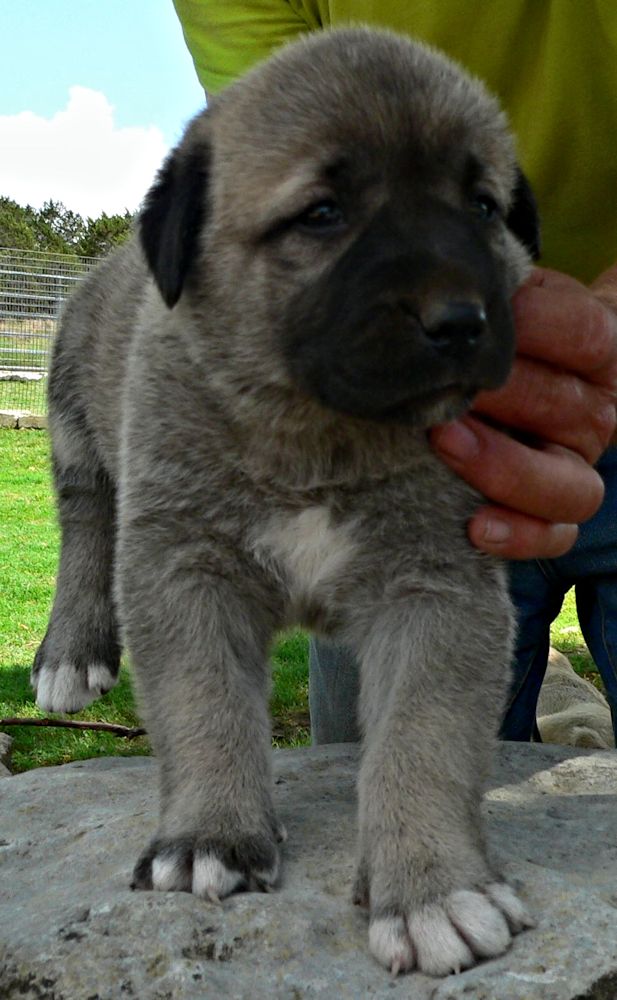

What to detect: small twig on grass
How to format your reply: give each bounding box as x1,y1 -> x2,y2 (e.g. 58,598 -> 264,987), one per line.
0,717 -> 147,740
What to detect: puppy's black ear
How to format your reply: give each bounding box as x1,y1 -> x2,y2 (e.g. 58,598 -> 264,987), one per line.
506,169 -> 541,261
139,126 -> 210,308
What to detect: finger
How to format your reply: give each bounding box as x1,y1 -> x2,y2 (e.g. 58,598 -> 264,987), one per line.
430,415 -> 605,524
513,269 -> 617,387
467,508 -> 579,560
473,357 -> 617,464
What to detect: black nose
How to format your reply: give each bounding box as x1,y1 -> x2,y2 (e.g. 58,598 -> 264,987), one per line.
423,301 -> 487,351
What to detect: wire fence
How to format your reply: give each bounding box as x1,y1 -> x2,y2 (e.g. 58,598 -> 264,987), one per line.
0,247 -> 99,414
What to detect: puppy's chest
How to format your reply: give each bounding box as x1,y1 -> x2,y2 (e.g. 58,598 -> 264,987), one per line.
249,505 -> 362,612
247,470 -> 478,619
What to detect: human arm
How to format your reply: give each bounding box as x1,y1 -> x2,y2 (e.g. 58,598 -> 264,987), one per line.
431,266 -> 617,559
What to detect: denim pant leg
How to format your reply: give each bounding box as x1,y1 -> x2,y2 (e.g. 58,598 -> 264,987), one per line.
504,448 -> 617,742
575,577 -> 617,743
501,561 -> 567,741
308,637 -> 361,744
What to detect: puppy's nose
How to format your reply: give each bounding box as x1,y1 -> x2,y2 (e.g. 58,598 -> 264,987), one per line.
422,301 -> 487,351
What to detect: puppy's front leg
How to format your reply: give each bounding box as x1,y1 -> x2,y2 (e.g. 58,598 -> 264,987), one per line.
118,526 -> 283,901
355,585 -> 533,976
32,444 -> 120,712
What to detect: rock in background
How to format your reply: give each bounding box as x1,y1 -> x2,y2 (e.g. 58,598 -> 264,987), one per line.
0,733 -> 12,777
1,743 -> 617,999
537,648 -> 615,750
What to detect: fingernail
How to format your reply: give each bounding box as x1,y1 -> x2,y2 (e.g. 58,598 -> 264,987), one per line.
481,517 -> 513,544
433,421 -> 480,461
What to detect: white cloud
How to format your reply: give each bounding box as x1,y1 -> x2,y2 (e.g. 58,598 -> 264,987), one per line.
0,86 -> 169,218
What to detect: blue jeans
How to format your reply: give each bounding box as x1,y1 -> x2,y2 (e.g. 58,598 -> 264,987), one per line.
503,446 -> 617,743
309,447 -> 617,745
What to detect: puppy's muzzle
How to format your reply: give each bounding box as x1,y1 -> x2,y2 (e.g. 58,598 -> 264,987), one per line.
283,201 -> 516,426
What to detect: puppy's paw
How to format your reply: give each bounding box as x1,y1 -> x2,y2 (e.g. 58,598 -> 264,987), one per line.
131,833 -> 281,901
32,659 -> 118,713
369,883 -> 533,977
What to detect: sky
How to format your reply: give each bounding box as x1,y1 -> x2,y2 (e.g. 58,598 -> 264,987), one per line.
0,1 -> 206,218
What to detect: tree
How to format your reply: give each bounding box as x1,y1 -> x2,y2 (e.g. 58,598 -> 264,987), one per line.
34,200 -> 86,252
0,196 -> 134,257
0,197 -> 38,251
78,211 -> 133,258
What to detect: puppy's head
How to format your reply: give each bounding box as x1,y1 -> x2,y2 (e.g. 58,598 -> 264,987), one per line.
140,28 -> 539,428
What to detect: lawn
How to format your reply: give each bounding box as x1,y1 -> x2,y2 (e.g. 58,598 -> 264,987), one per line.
0,428 -> 596,772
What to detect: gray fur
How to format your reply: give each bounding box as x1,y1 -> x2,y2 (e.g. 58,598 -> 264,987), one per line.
33,29 -> 538,976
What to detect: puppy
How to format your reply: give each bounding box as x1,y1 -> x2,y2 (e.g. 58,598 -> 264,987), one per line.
33,29 -> 540,976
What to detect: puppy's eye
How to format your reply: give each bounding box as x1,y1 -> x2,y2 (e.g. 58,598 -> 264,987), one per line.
296,199 -> 345,232
471,193 -> 500,221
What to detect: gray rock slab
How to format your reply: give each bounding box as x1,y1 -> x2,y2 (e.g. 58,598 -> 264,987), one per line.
16,413 -> 47,429
1,743 -> 617,999
0,410 -> 24,428
0,371 -> 44,383
0,733 -> 12,773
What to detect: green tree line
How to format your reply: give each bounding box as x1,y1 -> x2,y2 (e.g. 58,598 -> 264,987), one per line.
0,196 -> 133,259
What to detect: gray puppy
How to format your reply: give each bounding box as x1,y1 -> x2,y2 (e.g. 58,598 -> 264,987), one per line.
33,29 -> 540,976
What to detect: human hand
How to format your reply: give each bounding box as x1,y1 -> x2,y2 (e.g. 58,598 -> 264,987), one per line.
430,267 -> 617,559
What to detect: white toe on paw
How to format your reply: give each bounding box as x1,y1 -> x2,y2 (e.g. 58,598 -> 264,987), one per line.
152,856 -> 189,892
34,660 -> 117,712
407,906 -> 475,977
192,853 -> 245,901
446,890 -> 511,957
486,882 -> 535,932
86,662 -> 116,697
369,915 -> 415,975
34,661 -> 79,712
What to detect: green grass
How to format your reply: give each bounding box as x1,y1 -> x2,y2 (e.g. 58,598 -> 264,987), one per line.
1,429 -> 56,664
0,427 -> 601,772
549,594 -> 597,680
271,630 -> 310,746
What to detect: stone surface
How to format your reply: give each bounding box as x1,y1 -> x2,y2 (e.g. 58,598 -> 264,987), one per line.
16,412 -> 47,429
0,732 -> 12,777
537,649 -> 615,750
0,409 -> 47,428
0,371 -> 44,382
0,409 -> 48,428
1,743 -> 617,999
0,410 -> 25,428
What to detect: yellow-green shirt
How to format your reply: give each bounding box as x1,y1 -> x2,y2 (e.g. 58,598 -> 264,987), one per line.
173,0 -> 617,282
